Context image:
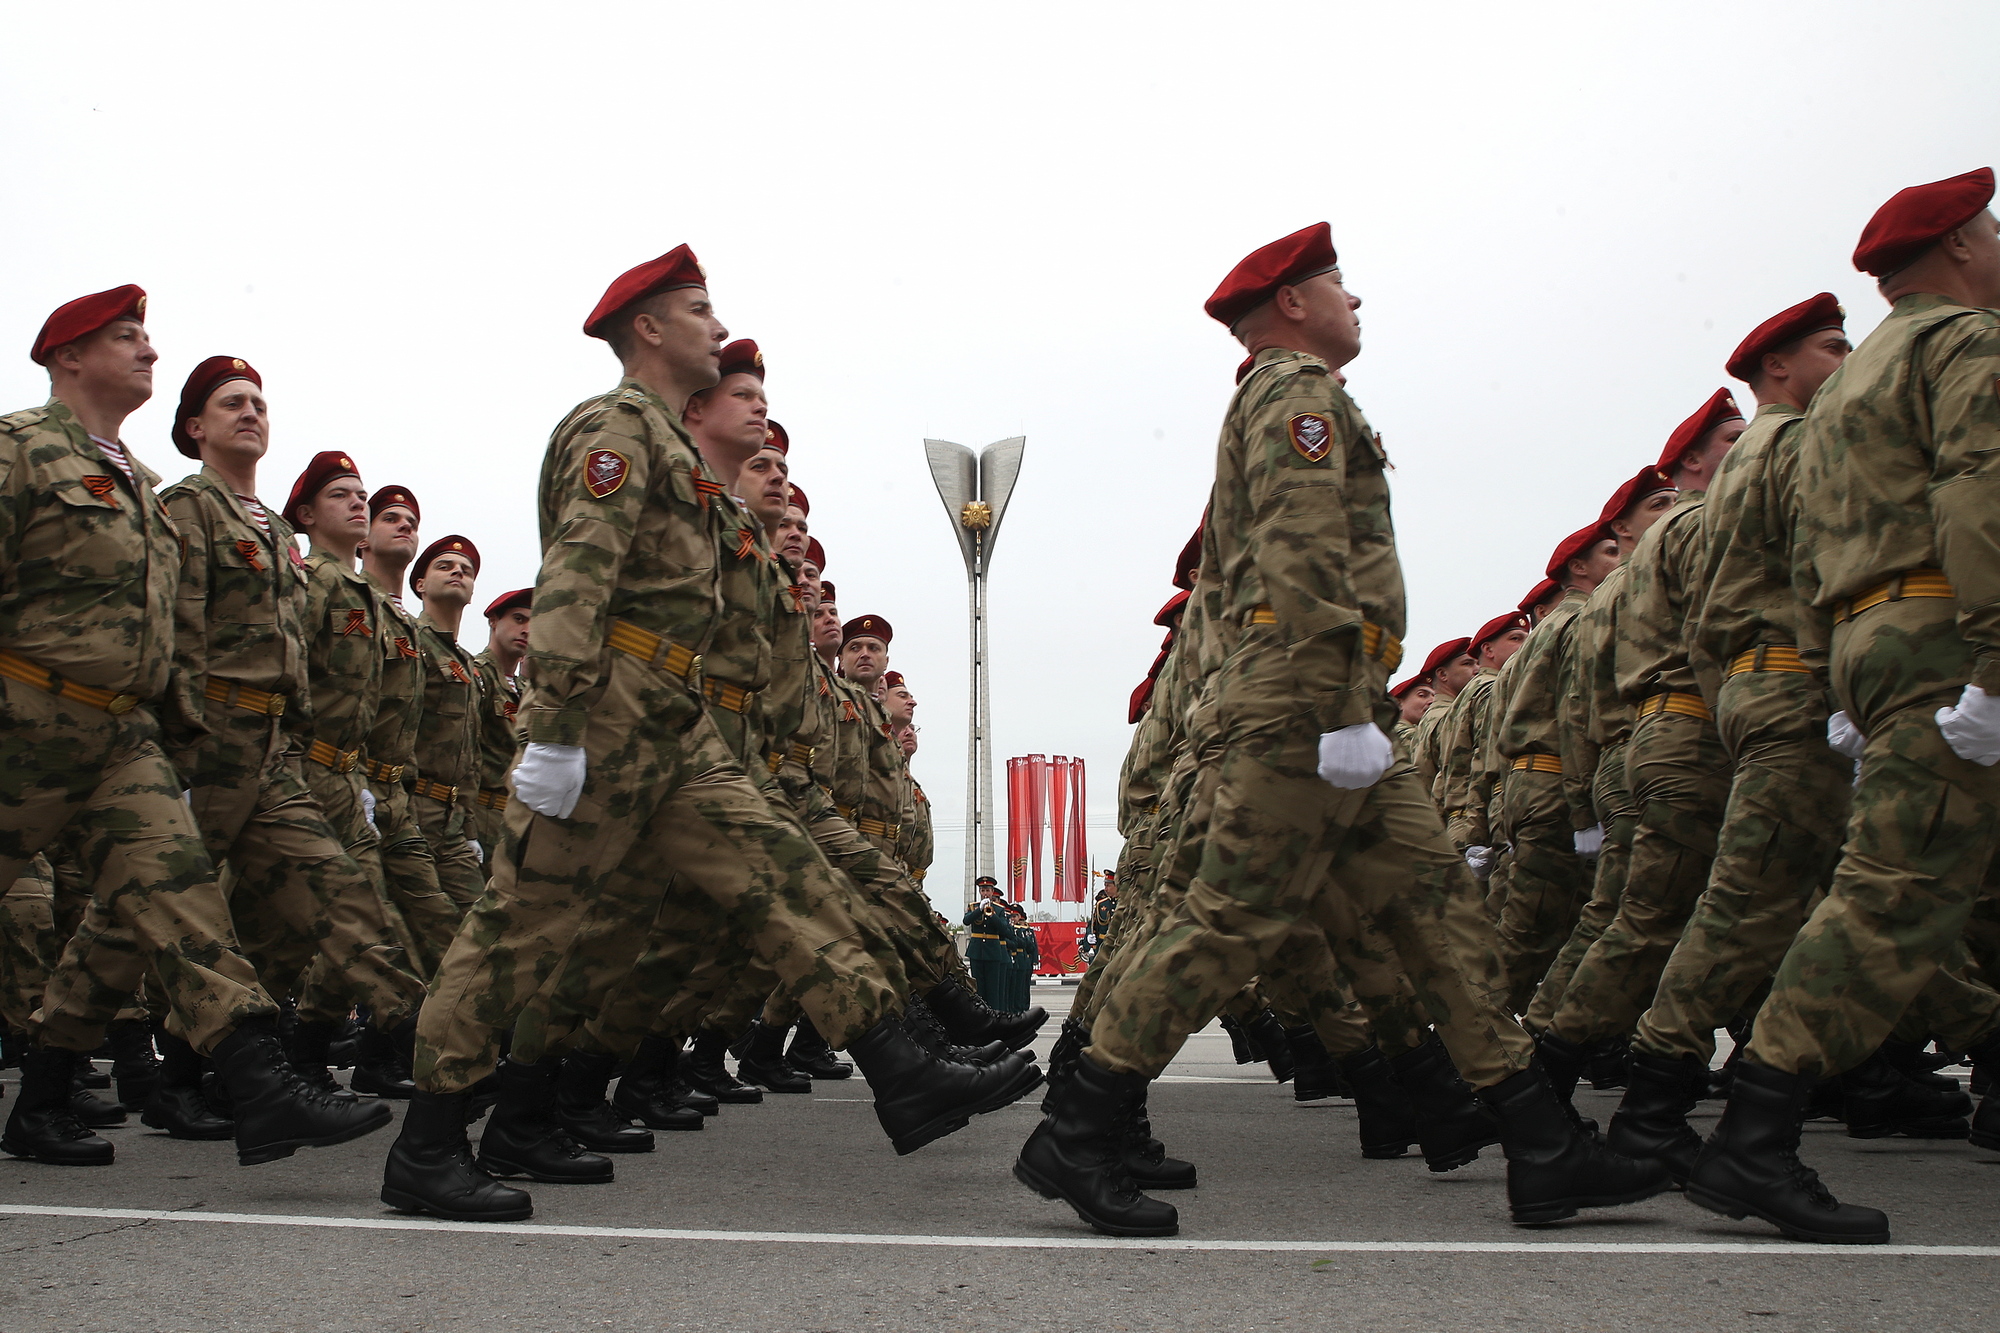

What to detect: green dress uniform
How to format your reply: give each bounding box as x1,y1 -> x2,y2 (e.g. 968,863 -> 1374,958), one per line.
963,898 -> 1012,1010
1007,915 -> 1038,1012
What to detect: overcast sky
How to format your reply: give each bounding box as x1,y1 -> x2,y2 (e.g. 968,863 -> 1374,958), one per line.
5,3 -> 1993,917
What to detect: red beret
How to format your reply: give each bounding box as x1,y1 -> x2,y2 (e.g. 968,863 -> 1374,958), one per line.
1419,637 -> 1471,678
764,420 -> 789,456
786,480 -> 808,516
1853,167 -> 1994,278
817,578 -> 837,604
171,355 -> 262,459
718,339 -> 764,381
285,451 -> 361,523
1546,523 -> 1612,580
1128,674 -> 1157,725
1154,589 -> 1190,627
583,245 -> 706,339
1472,612 -> 1531,653
411,534 -> 480,594
1519,577 -> 1560,613
1599,464 -> 1677,524
1172,521 -> 1204,592
32,285 -> 147,366
1726,293 -> 1846,382
484,587 -> 532,619
1656,388 -> 1744,473
1205,223 -> 1339,329
882,671 -> 907,690
804,536 -> 826,573
842,614 -> 892,647
369,484 -> 420,523
1389,675 -> 1429,701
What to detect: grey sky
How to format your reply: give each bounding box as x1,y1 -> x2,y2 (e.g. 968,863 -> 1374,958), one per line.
4,3 -> 1993,915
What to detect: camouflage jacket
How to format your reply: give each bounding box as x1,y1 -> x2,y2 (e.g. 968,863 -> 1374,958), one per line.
855,687 -> 910,833
1615,490 -> 1706,706
0,399 -> 184,704
1411,690 -> 1455,791
1791,294 -> 2000,691
1205,348 -> 1401,746
827,672 -> 871,815
1689,403 -> 1808,702
364,580 -> 426,771
703,494 -> 776,700
1434,667 -> 1497,821
526,377 -> 720,747
470,648 -> 522,793
161,466 -> 308,711
412,614 -> 481,797
1496,588 -> 1587,763
899,779 -> 933,875
802,654 -> 843,795
760,564 -> 814,764
1575,560 -> 1637,751
299,553 -> 383,755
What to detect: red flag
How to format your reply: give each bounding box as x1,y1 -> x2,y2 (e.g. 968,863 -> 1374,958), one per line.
1026,754 -> 1047,904
1005,757 -> 1026,902
1068,757 -> 1089,901
1048,754 -> 1069,905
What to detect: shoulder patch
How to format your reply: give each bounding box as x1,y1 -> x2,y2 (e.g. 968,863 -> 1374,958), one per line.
585,448 -> 629,498
1287,413 -> 1333,463
0,406 -> 50,435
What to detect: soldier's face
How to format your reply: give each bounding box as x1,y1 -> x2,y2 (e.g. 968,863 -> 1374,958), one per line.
1573,537 -> 1621,590
798,563 -> 822,604
1479,627 -> 1530,670
61,320 -> 157,411
735,447 -> 790,527
188,379 -> 269,462
368,505 -> 420,562
1435,655 -> 1477,694
416,552 -> 476,608
1290,270 -> 1364,369
1615,489 -> 1677,546
640,288 -> 728,389
686,373 -> 769,458
1773,328 -> 1852,404
842,636 -> 887,685
777,506 -> 809,563
898,724 -> 918,758
883,683 -> 916,725
490,607 -> 531,656
304,477 -> 369,541
1962,210 -> 2000,308
812,603 -> 842,651
1684,419 -> 1745,479
1398,683 -> 1434,723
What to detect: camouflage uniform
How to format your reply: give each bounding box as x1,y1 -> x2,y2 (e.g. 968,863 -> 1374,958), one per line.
0,859 -> 59,1033
1747,294 -> 2000,1075
410,614 -> 484,911
413,379 -> 907,1092
0,400 -> 273,1053
1410,689 -> 1456,798
1435,668 -> 1499,851
1084,349 -> 1532,1086
468,647 -> 522,862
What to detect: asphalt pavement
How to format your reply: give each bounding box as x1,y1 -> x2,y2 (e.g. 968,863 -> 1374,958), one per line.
3,985 -> 1995,1333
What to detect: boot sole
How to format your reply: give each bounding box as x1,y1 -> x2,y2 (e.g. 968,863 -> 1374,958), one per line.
238,1102 -> 394,1166
1,1144 -> 115,1166
1847,1116 -> 1969,1140
1361,1143 -> 1413,1160
1970,1129 -> 2000,1152
890,1063 -> 1045,1156
141,1116 -> 236,1141
381,1186 -> 534,1222
1511,1177 -> 1675,1226
475,1153 -> 616,1184
1685,1186 -> 1889,1245
1423,1133 -> 1501,1173
1012,1160 -> 1179,1236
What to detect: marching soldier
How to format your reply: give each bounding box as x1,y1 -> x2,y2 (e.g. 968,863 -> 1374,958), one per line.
1390,675 -> 1433,742
1410,636 -> 1473,790
471,589 -> 530,861
408,536 -> 486,913
1436,611 -> 1531,872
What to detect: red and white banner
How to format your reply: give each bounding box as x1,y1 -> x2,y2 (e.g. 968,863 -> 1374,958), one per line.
1025,753 -> 1046,903
1004,753 -> 1089,905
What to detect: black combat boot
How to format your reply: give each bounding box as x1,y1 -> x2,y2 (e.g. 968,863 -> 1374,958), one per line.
786,1019 -> 854,1079
382,1090 -> 535,1222
1040,1016 -> 1089,1113
735,1021 -> 813,1093
1841,1048 -> 1970,1139
1479,1061 -> 1674,1225
1586,1034 -> 1632,1090
474,1059 -> 615,1183
1285,1026 -> 1348,1103
846,1014 -> 1043,1155
3,1046 -> 115,1165
1534,1030 -> 1599,1134
922,980 -> 1047,1052
1388,1035 -> 1502,1172
1122,1102 -> 1197,1190
684,1028 -> 764,1104
1336,1046 -> 1417,1160
905,999 -> 1014,1067
69,1074 -> 128,1128
141,1031 -> 233,1140
554,1051 -> 656,1152
288,1020 -> 359,1102
1685,1059 -> 1888,1243
211,1016 -> 394,1165
350,1018 -> 417,1099
1245,1009 -> 1295,1084
108,1019 -> 160,1112
611,1035 -> 712,1125
1220,1014 -> 1258,1065
1968,1034 -> 2000,1152
1605,1051 -> 1708,1186
1014,1054 -> 1178,1236
1880,1038 -> 1963,1093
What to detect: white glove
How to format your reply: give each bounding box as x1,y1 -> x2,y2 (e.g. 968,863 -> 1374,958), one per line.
1464,845 -> 1496,879
1316,723 -> 1395,790
468,839 -> 484,864
513,742 -> 588,818
360,787 -> 377,829
1827,710 -> 1867,761
1573,824 -> 1604,857
1936,685 -> 2000,766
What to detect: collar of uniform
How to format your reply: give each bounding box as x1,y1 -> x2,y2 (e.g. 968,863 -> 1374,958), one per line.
197,464 -> 282,546
1886,291 -> 1969,320
1246,346 -> 1326,379
418,610 -> 460,647
44,397 -> 159,491
1753,401 -> 1804,422
615,375 -> 680,422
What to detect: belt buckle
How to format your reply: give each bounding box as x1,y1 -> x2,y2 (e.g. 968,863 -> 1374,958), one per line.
107,694 -> 137,716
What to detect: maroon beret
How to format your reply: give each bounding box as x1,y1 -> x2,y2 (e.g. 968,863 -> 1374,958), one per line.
1471,612 -> 1531,653
1128,674 -> 1158,725
1656,388 -> 1744,473
583,245 -> 706,339
718,339 -> 764,381
411,534 -> 480,594
882,671 -> 907,690
1172,521 -> 1204,592
1419,637 -> 1471,678
285,451 -> 362,523
369,484 -> 420,523
804,537 -> 826,573
1726,293 -> 1845,382
172,355 -> 261,459
842,614 -> 892,647
1546,523 -> 1613,580
1519,577 -> 1560,613
786,480 -> 808,516
32,285 -> 147,366
1154,589 -> 1190,628
764,420 -> 789,455
1205,223 -> 1339,329
1389,675 -> 1428,701
1599,464 -> 1677,524
484,587 -> 532,619
1853,168 -> 1994,278
817,578 -> 837,604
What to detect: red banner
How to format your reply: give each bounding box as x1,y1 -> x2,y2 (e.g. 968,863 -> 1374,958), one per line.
1065,757 -> 1088,901
1033,922 -> 1086,974
1047,753 -> 1068,904
1005,757 -> 1026,902
1025,753 -> 1046,903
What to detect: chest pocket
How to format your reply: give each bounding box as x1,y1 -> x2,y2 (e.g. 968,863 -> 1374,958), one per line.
428,654 -> 473,719
36,477 -> 145,585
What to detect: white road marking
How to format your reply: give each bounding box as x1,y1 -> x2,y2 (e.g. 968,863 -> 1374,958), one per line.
3,1204 -> 1993,1257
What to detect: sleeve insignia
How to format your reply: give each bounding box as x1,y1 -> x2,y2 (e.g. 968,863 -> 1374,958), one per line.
585,448 -> 630,499
1287,413 -> 1333,463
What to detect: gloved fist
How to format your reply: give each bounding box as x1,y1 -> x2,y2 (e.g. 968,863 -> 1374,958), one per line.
1827,710 -> 1866,760
468,839 -> 485,864
361,787 -> 378,830
1464,845 -> 1496,879
1316,723 -> 1394,790
1573,824 -> 1605,857
1936,685 -> 2000,766
513,742 -> 588,818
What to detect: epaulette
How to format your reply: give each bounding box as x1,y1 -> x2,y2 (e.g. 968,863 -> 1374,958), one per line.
0,405 -> 51,436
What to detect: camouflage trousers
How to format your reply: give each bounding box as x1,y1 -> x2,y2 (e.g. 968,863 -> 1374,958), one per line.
414,655 -> 905,1092
1748,598 -> 2000,1075
0,858 -> 59,1032
367,779 -> 461,974
1525,740 -> 1636,1031
1547,712 -> 1731,1045
1087,733 -> 1531,1086
1494,767 -> 1593,1014
1067,817 -> 1154,1020
180,710 -> 426,1029
470,795 -> 508,881
1079,751 -> 1207,1029
415,790 -> 483,914
1635,671 -> 1849,1063
0,684 -> 273,1054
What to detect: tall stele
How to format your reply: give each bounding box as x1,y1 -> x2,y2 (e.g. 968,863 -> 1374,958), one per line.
924,436 -> 1027,903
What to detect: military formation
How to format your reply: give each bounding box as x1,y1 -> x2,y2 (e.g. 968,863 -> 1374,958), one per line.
3,166 -> 1996,1248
